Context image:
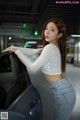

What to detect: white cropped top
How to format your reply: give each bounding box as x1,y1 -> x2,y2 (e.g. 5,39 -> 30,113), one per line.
15,44 -> 62,75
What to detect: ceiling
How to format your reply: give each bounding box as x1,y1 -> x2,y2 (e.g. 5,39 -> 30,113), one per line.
0,0 -> 80,36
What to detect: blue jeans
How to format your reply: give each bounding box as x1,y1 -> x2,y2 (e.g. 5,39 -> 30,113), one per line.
49,79 -> 76,120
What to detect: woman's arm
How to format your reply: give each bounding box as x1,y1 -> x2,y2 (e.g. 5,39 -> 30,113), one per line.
15,45 -> 53,73
14,46 -> 43,55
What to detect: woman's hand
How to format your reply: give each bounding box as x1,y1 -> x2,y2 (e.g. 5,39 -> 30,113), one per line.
3,45 -> 18,53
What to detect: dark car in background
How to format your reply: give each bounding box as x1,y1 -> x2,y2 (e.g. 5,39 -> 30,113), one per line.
66,53 -> 74,64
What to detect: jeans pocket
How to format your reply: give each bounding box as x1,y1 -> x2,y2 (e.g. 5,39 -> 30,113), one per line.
63,90 -> 76,105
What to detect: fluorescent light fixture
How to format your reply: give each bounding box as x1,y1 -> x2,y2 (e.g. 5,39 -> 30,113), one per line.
28,41 -> 37,44
71,35 -> 80,37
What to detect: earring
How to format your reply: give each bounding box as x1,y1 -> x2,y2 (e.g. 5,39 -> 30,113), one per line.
57,40 -> 60,44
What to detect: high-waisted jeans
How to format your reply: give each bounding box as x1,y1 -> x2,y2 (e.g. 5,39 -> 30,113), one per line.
48,79 -> 76,120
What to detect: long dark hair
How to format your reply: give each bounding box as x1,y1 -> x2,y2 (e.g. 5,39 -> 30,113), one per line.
41,18 -> 67,72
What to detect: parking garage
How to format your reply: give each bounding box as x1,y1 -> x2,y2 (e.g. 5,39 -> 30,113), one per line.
0,0 -> 80,120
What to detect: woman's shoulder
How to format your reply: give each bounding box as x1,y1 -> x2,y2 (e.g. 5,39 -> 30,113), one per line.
43,44 -> 53,51
44,44 -> 60,55
44,44 -> 57,51
44,44 -> 53,49
49,44 -> 60,51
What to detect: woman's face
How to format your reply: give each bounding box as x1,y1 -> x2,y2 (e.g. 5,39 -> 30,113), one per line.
44,22 -> 61,44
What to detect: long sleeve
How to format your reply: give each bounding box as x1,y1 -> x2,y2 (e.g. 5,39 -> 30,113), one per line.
15,44 -> 53,73
13,46 -> 43,56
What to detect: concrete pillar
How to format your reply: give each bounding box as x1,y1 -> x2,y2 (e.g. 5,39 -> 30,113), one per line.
0,36 -> 4,52
74,38 -> 80,67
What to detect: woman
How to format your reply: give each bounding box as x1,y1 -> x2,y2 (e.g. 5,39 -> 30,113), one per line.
3,18 -> 76,120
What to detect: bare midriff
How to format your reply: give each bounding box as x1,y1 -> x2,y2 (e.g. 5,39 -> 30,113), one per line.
44,73 -> 63,83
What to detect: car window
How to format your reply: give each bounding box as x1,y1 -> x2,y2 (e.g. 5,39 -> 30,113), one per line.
0,54 -> 12,73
